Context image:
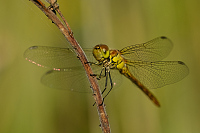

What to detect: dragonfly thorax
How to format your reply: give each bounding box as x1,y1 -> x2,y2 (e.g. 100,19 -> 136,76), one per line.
110,49 -> 127,70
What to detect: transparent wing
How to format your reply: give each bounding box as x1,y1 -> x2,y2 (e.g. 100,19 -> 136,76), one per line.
24,46 -> 91,92
41,66 -> 121,92
41,67 -> 92,92
24,46 -> 95,69
120,36 -> 173,61
24,46 -> 102,70
127,60 -> 189,89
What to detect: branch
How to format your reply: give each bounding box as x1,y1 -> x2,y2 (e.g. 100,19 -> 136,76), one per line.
29,0 -> 110,132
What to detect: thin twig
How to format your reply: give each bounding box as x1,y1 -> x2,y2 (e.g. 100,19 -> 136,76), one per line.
29,0 -> 110,132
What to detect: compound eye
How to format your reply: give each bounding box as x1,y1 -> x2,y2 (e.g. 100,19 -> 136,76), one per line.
101,47 -> 109,59
102,48 -> 107,54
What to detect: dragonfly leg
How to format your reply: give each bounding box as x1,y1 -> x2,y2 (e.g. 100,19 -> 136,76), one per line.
85,61 -> 103,66
101,69 -> 108,94
96,70 -> 114,106
93,68 -> 114,106
90,67 -> 106,80
102,71 -> 113,102
92,68 -> 107,106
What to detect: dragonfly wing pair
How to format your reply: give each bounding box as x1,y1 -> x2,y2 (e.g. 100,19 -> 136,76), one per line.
24,46 -> 119,93
120,36 -> 189,89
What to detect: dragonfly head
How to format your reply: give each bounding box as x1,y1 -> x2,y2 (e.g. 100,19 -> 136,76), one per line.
93,44 -> 110,62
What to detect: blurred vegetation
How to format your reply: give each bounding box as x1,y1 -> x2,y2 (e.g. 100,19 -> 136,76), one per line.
0,0 -> 199,133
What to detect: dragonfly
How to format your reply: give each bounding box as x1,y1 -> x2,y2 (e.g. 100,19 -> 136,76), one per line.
24,36 -> 189,107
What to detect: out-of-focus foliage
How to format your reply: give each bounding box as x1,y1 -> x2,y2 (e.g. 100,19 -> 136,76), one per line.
0,0 -> 199,133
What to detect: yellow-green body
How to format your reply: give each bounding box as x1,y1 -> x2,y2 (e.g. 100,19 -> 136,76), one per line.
93,44 -> 160,106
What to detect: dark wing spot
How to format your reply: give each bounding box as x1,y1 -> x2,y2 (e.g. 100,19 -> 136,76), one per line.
161,36 -> 167,39
45,70 -> 54,75
178,61 -> 185,65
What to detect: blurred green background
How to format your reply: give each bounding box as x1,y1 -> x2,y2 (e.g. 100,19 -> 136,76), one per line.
0,0 -> 199,133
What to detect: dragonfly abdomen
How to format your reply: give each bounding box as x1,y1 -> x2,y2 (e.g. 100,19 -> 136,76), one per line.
119,67 -> 161,107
